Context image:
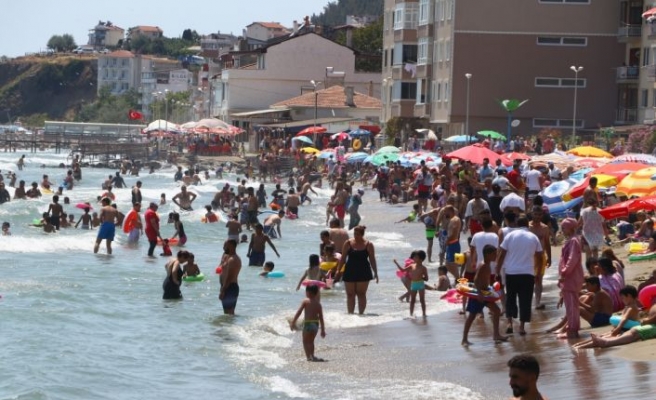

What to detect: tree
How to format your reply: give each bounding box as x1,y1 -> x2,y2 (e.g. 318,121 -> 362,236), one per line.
47,34 -> 77,52
182,29 -> 200,43
312,0 -> 383,26
335,18 -> 382,72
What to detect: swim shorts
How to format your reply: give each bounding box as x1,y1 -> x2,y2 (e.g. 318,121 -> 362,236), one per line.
335,204 -> 345,219
417,190 -> 430,200
410,280 -> 425,291
635,324 -> 656,341
247,210 -> 258,224
97,221 -> 115,241
179,234 -> 187,246
263,225 -> 277,238
438,230 -> 448,254
534,253 -> 548,276
446,242 -> 461,263
288,206 -> 299,217
228,234 -> 239,242
468,219 -> 483,236
464,271 -> 476,282
300,194 -> 308,203
303,320 -> 319,333
220,283 -> 240,311
425,228 -> 436,240
466,298 -> 487,315
50,216 -> 61,230
128,228 -> 140,243
249,251 -> 266,266
591,313 -> 611,328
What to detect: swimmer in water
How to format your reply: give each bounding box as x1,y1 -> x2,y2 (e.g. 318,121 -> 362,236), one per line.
172,185 -> 197,211
160,193 -> 166,205
171,213 -> 187,246
2,221 -> 11,235
204,205 -> 219,223
259,261 -> 275,277
75,207 -> 92,230
289,285 -> 326,362
184,253 -> 201,277
160,239 -> 173,256
240,234 -> 248,243
94,197 -> 119,254
226,214 -> 242,243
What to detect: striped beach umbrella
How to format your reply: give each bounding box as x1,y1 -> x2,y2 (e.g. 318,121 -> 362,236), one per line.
615,167 -> 656,198
610,153 -> 656,166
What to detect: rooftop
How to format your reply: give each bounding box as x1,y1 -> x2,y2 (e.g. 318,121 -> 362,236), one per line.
271,85 -> 381,109
102,50 -> 134,58
249,22 -> 288,30
133,25 -> 163,33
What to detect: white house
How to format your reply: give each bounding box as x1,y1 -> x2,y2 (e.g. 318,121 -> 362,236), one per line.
211,32 -> 381,125
244,22 -> 289,42
88,21 -> 124,48
97,50 -> 146,95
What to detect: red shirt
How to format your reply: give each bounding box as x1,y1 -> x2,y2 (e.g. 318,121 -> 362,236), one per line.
507,169 -> 522,189
144,209 -> 160,240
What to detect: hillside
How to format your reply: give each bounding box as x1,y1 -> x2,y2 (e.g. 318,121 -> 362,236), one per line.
312,0 -> 383,26
0,56 -> 97,127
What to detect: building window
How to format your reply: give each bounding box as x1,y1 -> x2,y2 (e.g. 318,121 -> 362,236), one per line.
433,41 -> 439,63
431,81 -> 437,103
535,77 -> 586,88
394,5 -> 404,30
445,40 -> 451,61
437,40 -> 443,62
419,0 -> 430,25
644,47 -> 651,67
445,0 -> 452,20
417,38 -> 429,65
538,0 -> 590,3
536,36 -> 587,46
401,82 -> 417,100
435,0 -> 443,22
436,82 -> 442,102
404,3 -> 419,29
533,118 -> 584,128
444,80 -> 450,102
440,0 -> 446,21
642,89 -> 649,107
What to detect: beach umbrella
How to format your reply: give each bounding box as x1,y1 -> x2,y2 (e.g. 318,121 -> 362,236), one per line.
371,152 -> 400,166
331,131 -> 351,141
500,193 -> 525,211
502,152 -> 531,162
296,126 -> 327,136
562,174 -> 620,202
446,143 -> 511,166
567,146 -> 612,158
568,168 -> 593,181
345,152 -> 369,164
300,147 -> 321,155
292,136 -> 313,145
377,146 -> 401,154
477,130 -> 506,141
591,162 -> 646,176
180,121 -> 197,130
548,197 -> 583,217
416,128 -> 438,141
444,135 -> 476,143
599,195 -> 656,220
610,153 -> 656,166
349,129 -> 371,137
318,150 -> 335,159
616,167 -> 656,198
144,120 -> 181,133
574,157 -> 609,168
196,118 -> 230,129
540,179 -> 579,204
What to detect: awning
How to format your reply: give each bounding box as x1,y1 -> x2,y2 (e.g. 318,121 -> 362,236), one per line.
231,108 -> 290,117
263,117 -> 357,129
643,7 -> 656,18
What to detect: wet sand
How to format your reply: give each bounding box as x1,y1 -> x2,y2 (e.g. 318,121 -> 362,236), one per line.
282,201 -> 656,399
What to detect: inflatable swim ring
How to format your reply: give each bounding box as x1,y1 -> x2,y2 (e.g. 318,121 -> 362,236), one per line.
628,251 -> 656,262
269,202 -> 281,211
609,315 -> 640,330
301,280 -> 326,288
396,270 -> 408,279
639,284 -> 656,309
266,271 -> 285,278
41,187 -> 53,194
215,266 -> 223,275
440,289 -> 463,304
259,210 -> 278,216
157,237 -> 179,246
455,279 -> 501,303
122,210 -> 139,233
455,253 -> 465,265
285,211 -> 297,220
626,242 -> 649,254
183,273 -> 205,282
352,139 -> 362,151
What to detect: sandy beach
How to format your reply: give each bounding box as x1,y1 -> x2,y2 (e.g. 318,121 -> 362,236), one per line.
281,203 -> 656,399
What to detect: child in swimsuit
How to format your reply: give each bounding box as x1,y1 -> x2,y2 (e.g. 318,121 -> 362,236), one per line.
436,266 -> 451,291
289,285 -> 326,362
408,250 -> 429,318
394,253 -> 415,302
296,255 -> 323,291
184,253 -> 200,277
171,213 -> 187,246
259,261 -> 275,277
2,221 -> 10,236
204,205 -> 219,223
160,239 -> 173,256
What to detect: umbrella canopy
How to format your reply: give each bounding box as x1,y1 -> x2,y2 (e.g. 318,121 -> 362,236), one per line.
371,152 -> 400,166
569,168 -> 593,181
446,144 -> 511,166
318,149 -> 335,159
500,193 -> 525,212
616,167 -> 656,198
416,128 -> 438,141
444,135 -> 477,143
566,146 -> 612,158
180,121 -> 197,130
196,118 -> 230,129
562,174 -> 620,202
599,195 -> 656,220
591,162 -> 647,176
345,152 -> 369,164
529,153 -> 576,170
331,132 -> 351,141
144,120 -> 181,133
610,153 -> 656,166
477,130 -> 506,141
292,136 -> 313,145
296,126 -> 327,136
574,157 -> 609,169
349,129 -> 371,137
377,146 -> 401,154
539,178 -> 583,216
300,147 -> 321,155
502,152 -> 531,162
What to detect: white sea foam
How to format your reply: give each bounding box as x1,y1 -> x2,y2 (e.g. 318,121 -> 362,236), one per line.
264,376 -> 311,399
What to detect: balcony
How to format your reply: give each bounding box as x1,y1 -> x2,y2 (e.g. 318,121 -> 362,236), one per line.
615,108 -> 638,124
644,108 -> 655,124
414,102 -> 431,118
616,66 -> 639,82
617,25 -> 642,42
646,65 -> 656,81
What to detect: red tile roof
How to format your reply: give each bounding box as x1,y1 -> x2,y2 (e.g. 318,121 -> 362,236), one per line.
250,22 -> 288,30
271,85 -> 381,109
103,50 -> 134,58
133,25 -> 162,33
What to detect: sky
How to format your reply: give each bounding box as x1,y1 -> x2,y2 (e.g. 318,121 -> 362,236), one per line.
0,0 -> 331,57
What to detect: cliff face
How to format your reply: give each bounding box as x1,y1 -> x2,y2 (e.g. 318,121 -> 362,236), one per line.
0,56 -> 98,124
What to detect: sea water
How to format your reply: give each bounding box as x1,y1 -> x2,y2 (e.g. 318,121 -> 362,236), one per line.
0,150 -> 490,400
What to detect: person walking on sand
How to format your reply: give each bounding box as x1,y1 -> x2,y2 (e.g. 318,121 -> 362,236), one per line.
496,215 -> 543,335
290,285 -> 326,362
94,197 -> 119,254
219,239 -> 242,315
336,225 -> 379,314
507,355 -> 548,400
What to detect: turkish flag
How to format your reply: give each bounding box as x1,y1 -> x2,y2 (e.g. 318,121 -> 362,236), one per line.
128,110 -> 144,120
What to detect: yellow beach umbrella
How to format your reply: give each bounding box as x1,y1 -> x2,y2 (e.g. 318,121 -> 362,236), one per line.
300,147 -> 321,155
615,167 -> 656,198
566,146 -> 612,158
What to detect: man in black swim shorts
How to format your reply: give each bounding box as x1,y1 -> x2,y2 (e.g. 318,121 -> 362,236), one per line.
219,239 -> 242,315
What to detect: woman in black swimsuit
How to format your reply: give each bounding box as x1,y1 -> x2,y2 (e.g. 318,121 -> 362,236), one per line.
163,251 -> 190,300
336,225 -> 378,314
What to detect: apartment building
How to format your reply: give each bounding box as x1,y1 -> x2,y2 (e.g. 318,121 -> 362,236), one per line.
382,0 -> 625,138
88,21 -> 124,49
627,2 -> 656,125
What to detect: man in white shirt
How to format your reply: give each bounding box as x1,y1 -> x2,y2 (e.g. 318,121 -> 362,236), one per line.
525,165 -> 543,207
464,188 -> 490,236
547,162 -> 561,181
470,219 -> 499,272
496,215 -> 543,335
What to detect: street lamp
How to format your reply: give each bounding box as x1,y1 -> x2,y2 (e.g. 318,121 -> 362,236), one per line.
570,66 -> 583,145
311,80 -> 322,145
465,73 -> 472,144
